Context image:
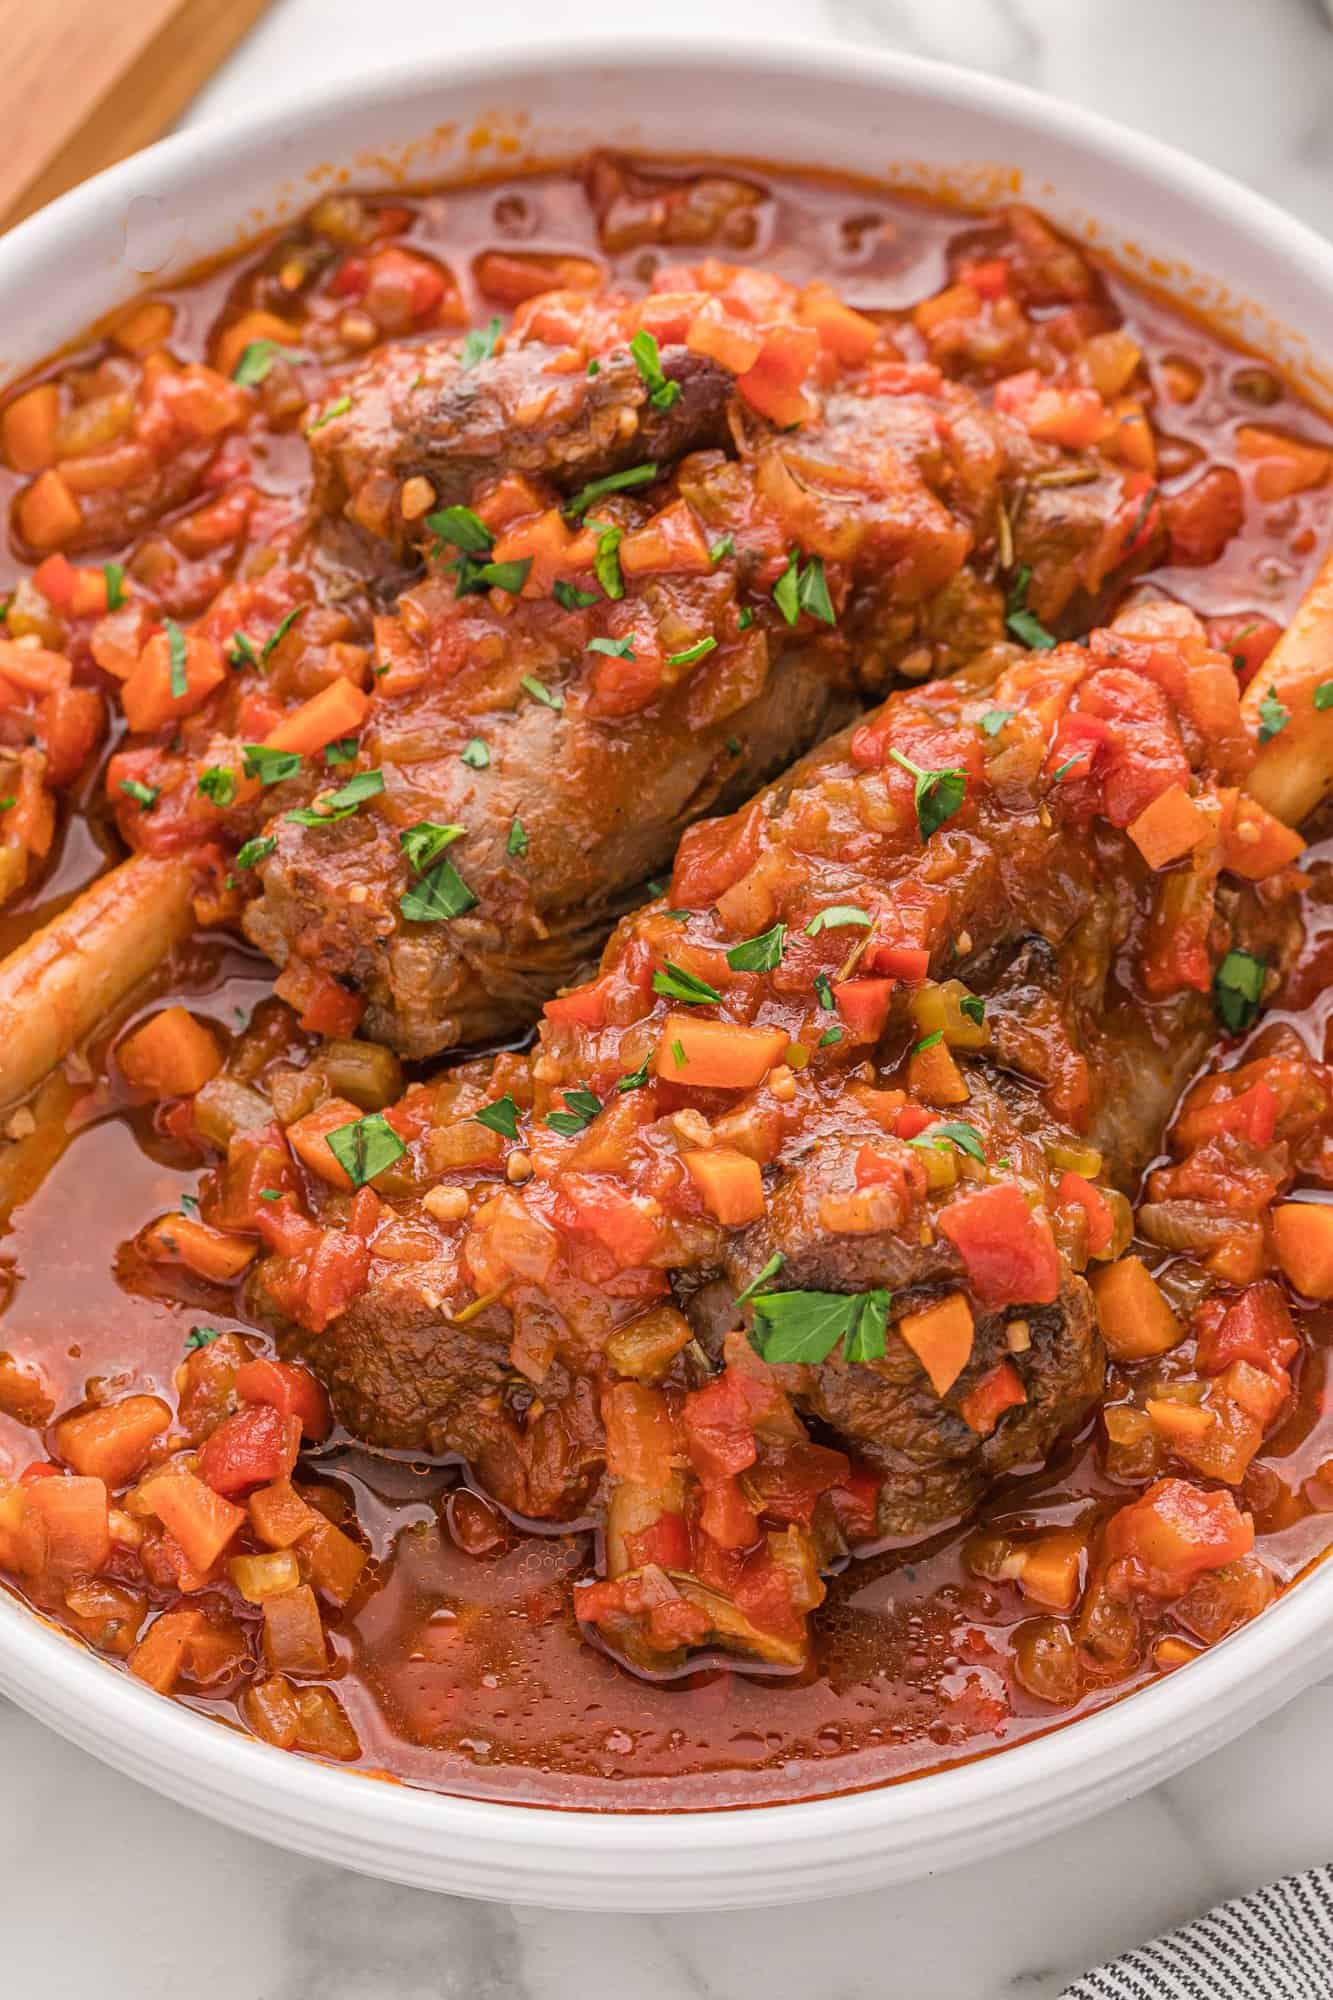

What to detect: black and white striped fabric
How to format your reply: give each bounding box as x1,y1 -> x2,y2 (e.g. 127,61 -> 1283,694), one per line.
1062,1867 -> 1333,1998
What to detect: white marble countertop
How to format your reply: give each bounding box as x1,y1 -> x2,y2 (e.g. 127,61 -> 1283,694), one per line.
7,2 -> 1333,1993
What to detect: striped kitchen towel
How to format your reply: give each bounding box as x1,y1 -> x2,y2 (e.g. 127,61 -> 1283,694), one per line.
1062,1866 -> 1333,1998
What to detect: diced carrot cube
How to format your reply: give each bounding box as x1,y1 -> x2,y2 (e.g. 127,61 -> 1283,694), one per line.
262,677 -> 369,755
1127,783 -> 1212,869
55,1395 -> 171,1487
249,1476 -> 320,1550
959,1359 -> 1028,1435
1273,1202 -> 1333,1299
683,1147 -> 766,1226
1221,791 -> 1305,880
907,1037 -> 970,1106
24,1473 -> 111,1579
0,639 -> 72,695
121,630 -> 226,732
3,384 -> 61,473
117,1005 -> 223,1097
261,1583 -> 327,1674
141,1469 -> 245,1571
1090,1255 -> 1183,1360
1016,1529 -> 1084,1611
1235,424 -> 1330,501
897,1292 -> 974,1396
285,1096 -> 365,1189
1146,1397 -> 1214,1444
215,310 -> 302,381
18,468 -> 84,550
686,300 -> 764,374
654,1013 -> 788,1090
796,283 -> 879,366
128,1607 -> 206,1692
139,1213 -> 256,1283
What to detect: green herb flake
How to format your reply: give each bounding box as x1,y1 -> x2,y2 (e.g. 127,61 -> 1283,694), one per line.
474,1094 -> 520,1140
324,737 -> 357,767
426,505 -> 493,555
586,358 -> 601,378
197,766 -> 237,807
554,579 -> 600,612
629,328 -> 682,410
326,1109 -> 407,1188
400,820 -> 466,873
228,631 -> 260,671
959,994 -> 986,1027
243,744 -> 302,786
590,520 -> 625,601
102,562 -> 126,611
804,905 -> 872,937
913,1030 -> 943,1053
735,1251 -> 785,1309
259,1188 -> 281,1202
813,972 -> 835,1012
521,674 -> 564,711
887,746 -> 967,841
652,961 -> 722,1006
261,605 -> 308,664
545,1087 -> 602,1136
666,636 -> 717,669
460,736 -> 491,769
1258,685 -> 1290,744
979,707 -> 1014,738
709,534 -> 735,565
399,857 -> 477,924
616,1057 -> 652,1095
910,1120 -> 986,1163
119,777 -> 159,810
460,316 -> 502,369
165,618 -> 189,701
232,339 -> 296,387
285,768 -> 384,826
588,635 -> 635,660
818,1026 -> 844,1047
750,1286 -> 891,1366
773,550 -> 836,628
565,462 -> 658,518
1314,681 -> 1333,713
726,923 -> 786,974
737,606 -> 755,630
234,835 -> 277,872
1213,948 -> 1266,1035
507,816 -> 529,857
1004,565 -> 1056,652
308,393 -> 352,432
184,1326 -> 222,1352
671,1038 -> 686,1069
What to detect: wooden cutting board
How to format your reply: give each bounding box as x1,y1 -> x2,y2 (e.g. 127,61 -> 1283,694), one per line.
4,0 -> 277,234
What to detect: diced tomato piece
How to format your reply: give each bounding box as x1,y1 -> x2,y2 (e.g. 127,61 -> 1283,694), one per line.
557,1176 -> 662,1269
24,1473 -> 111,1580
197,1403 -> 302,1497
1057,1171 -> 1115,1256
1103,1476 -> 1254,1597
865,942 -> 931,982
834,976 -> 895,1042
959,1359 -> 1028,1436
234,1358 -> 333,1441
671,799 -> 763,908
1195,1281 -> 1299,1377
939,1182 -> 1061,1307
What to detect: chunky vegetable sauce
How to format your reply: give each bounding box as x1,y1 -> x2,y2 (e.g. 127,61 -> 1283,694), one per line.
3,156 -> 1333,1809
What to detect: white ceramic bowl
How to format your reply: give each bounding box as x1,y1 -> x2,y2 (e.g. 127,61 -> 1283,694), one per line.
2,36 -> 1332,1912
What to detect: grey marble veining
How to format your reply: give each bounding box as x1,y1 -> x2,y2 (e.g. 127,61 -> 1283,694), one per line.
6,2 -> 1333,1994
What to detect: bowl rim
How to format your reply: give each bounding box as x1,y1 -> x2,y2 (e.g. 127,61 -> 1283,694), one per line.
3,30 -> 1333,1907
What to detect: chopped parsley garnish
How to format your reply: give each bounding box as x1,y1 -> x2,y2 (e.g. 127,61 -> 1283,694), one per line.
460,736 -> 491,769
228,631 -> 260,671
887,746 -> 968,840
979,707 -> 1014,738
629,329 -> 681,410
1315,681 -> 1333,712
1004,565 -> 1056,651
616,1057 -> 652,1094
709,534 -> 735,565
103,562 -> 126,610
234,836 -> 276,872
773,550 -> 836,627
454,556 -> 531,598
565,462 -> 658,518
913,1030 -> 943,1053
726,923 -> 786,973
197,766 -> 237,807
399,822 -> 476,923
262,606 -> 307,663
1213,949 -> 1266,1035
546,1087 -> 602,1136
588,635 -> 635,660
425,505 -> 529,597
259,1189 -> 281,1202
813,972 -> 835,1011
400,821 -> 465,872
554,579 -> 600,612
119,778 -> 158,810
165,619 -> 189,700
233,339 -> 296,387
652,961 -> 722,1005
750,1286 -> 890,1365
426,505 -> 493,554
474,1095 -> 520,1139
671,1038 -> 686,1068
959,994 -> 986,1026
586,358 -> 601,377
521,674 -> 564,711
285,768 -> 384,826
184,1326 -> 222,1352
308,393 -> 351,432
243,744 -> 302,786
804,905 -> 871,937
590,520 -> 624,601
910,1120 -> 986,1163
737,606 -> 755,630
666,636 -> 717,669
735,1252 -> 785,1309
1050,754 -> 1083,784
326,1109 -> 406,1188
178,1193 -> 200,1217
1258,685 -> 1289,743
460,316 -> 502,369
818,1027 -> 844,1047
324,738 -> 357,767
507,816 -> 529,857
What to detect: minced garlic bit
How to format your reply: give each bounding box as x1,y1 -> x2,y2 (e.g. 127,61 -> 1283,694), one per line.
766,1064 -> 797,1104
1006,1319 -> 1032,1352
399,474 -> 437,521
670,1108 -> 714,1149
